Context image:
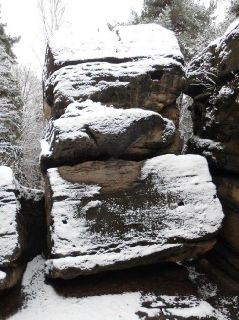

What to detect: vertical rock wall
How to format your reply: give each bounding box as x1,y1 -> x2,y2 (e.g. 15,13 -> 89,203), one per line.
186,19 -> 239,285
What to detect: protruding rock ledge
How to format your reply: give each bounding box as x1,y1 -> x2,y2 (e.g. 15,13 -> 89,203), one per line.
44,154 -> 223,279
45,60 -> 184,118
41,101 -> 176,169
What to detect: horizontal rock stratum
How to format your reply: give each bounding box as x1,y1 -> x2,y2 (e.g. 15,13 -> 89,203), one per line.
41,100 -> 175,168
45,154 -> 223,279
44,24 -> 185,120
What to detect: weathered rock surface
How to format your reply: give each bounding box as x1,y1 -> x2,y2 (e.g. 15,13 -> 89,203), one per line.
0,166 -> 24,291
41,100 -> 176,168
46,24 -> 184,75
45,59 -> 184,118
44,24 -> 185,122
186,19 -> 239,282
186,20 -> 239,173
45,154 -> 223,279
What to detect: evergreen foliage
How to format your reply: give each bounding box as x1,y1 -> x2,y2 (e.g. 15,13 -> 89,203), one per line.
229,0 -> 239,17
0,7 -> 19,60
135,0 -> 218,60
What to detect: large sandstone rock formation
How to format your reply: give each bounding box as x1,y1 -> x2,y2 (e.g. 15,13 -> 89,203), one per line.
186,19 -> 239,282
43,24 -> 185,153
42,24 -> 223,279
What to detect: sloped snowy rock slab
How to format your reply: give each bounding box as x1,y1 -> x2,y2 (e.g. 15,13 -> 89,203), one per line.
41,101 -> 175,168
187,19 -> 239,94
46,23 -> 183,75
45,154 -> 223,279
45,58 -> 184,118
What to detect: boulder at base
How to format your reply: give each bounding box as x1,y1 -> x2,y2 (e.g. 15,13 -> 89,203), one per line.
0,166 -> 24,290
41,100 -> 175,168
45,154 -> 223,279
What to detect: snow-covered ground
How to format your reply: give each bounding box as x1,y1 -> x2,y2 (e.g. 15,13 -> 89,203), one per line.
1,256 -> 236,320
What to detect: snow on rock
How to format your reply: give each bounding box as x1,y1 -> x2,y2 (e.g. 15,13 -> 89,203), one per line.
45,58 -> 184,118
187,19 -> 239,95
0,166 -> 25,291
186,19 -> 239,283
44,154 -> 223,279
41,100 -> 175,169
0,166 -> 22,267
47,23 -> 183,73
44,24 -> 185,120
187,19 -> 239,173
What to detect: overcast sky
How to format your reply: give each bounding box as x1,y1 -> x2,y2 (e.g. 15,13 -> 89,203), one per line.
1,0 -> 144,75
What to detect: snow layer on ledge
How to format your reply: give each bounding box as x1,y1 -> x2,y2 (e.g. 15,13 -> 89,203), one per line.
48,23 -> 183,67
45,243 -> 180,276
45,57 -> 183,110
56,101 -> 173,138
0,166 -> 21,266
41,100 -> 175,160
187,18 -> 239,83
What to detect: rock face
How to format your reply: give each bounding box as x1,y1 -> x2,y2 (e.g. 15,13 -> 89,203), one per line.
0,166 -> 25,291
44,24 -> 184,130
45,155 -> 223,279
186,19 -> 239,282
42,23 -> 223,279
41,100 -> 176,168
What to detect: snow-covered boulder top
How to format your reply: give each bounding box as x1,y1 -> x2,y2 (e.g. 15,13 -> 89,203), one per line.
46,24 -> 184,74
41,101 -> 175,169
44,24 -> 185,121
0,166 -> 22,267
45,154 -> 223,279
187,19 -> 239,96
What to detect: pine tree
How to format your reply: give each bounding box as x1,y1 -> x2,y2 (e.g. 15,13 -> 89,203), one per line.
135,0 -> 218,60
0,8 -> 19,60
229,0 -> 239,17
